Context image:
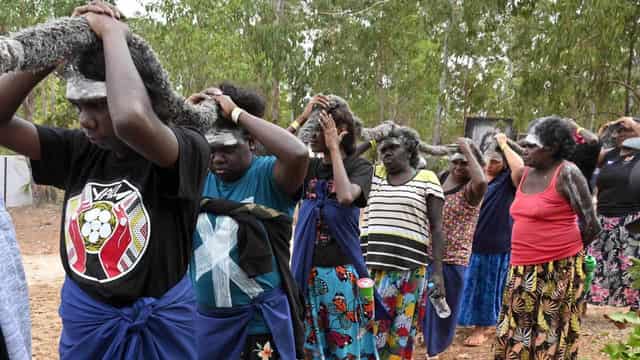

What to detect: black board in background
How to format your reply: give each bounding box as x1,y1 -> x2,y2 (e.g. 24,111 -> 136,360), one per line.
464,117 -> 515,151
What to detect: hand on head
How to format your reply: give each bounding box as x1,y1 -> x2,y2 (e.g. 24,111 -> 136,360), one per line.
494,133 -> 508,147
72,1 -> 127,38
600,116 -> 636,134
185,93 -> 212,106
456,137 -> 473,152
301,95 -> 330,121
319,110 -> 347,150
613,116 -> 638,130
187,87 -> 238,119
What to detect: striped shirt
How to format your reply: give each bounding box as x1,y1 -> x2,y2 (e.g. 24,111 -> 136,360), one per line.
361,165 -> 444,271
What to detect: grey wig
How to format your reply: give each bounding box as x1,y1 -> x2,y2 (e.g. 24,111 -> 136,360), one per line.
297,94 -> 353,143
0,16 -> 217,132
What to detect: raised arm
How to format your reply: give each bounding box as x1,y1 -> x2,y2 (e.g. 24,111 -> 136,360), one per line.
597,117 -> 640,166
496,133 -> 524,186
0,68 -> 53,159
458,138 -> 487,206
320,111 -> 362,205
79,4 -> 180,168
557,162 -> 601,246
209,90 -> 309,197
287,95 -> 330,134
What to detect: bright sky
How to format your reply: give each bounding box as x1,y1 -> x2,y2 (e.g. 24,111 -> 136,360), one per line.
115,0 -> 147,18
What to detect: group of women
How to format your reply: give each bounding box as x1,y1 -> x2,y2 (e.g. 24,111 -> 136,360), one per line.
0,2 -> 639,359
291,105 -> 640,360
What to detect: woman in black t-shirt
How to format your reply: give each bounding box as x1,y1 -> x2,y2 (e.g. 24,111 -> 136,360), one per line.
589,117 -> 640,309
0,3 -> 209,359
290,95 -> 378,359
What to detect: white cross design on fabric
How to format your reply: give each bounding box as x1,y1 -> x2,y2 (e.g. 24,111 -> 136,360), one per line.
194,213 -> 264,307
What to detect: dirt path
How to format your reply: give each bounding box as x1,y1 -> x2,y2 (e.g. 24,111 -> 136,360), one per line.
23,254 -> 64,286
9,204 -> 631,359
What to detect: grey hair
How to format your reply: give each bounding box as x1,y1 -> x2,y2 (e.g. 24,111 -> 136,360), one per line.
0,16 -> 216,132
297,94 -> 353,143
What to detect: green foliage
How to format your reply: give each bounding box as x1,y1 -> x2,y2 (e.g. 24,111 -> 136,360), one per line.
4,0 -> 640,144
603,324 -> 640,359
632,258 -> 640,290
604,259 -> 640,359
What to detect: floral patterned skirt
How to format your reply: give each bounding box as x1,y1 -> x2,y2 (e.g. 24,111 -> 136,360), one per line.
370,266 -> 426,360
588,211 -> 640,308
241,334 -> 279,359
494,250 -> 585,360
303,265 -> 378,360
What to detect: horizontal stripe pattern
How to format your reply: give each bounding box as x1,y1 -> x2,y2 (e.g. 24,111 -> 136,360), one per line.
361,167 -> 443,270
362,234 -> 430,270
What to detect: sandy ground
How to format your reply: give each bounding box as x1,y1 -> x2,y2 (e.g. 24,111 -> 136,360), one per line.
7,204 -> 631,359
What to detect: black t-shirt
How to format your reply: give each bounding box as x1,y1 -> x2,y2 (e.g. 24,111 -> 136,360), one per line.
30,125 -> 209,306
303,156 -> 372,267
570,141 -> 602,192
597,148 -> 640,217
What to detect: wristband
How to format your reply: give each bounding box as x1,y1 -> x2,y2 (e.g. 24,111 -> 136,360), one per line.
231,107 -> 244,124
370,139 -> 377,149
498,142 -> 508,151
290,120 -> 301,130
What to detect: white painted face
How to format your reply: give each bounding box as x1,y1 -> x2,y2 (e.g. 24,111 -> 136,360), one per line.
65,76 -> 107,102
524,133 -> 544,148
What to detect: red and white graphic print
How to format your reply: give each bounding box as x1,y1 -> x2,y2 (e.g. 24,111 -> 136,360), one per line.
64,180 -> 150,283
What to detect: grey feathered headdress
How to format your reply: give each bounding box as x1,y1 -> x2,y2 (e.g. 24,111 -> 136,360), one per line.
297,94 -> 353,143
0,16 -> 217,132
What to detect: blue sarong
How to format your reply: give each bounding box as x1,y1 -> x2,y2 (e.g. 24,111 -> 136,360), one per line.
195,287 -> 295,360
291,179 -> 389,320
458,252 -> 510,326
422,263 -> 466,357
59,275 -> 196,360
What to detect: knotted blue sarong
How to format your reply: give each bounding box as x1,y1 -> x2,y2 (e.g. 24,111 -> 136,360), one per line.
195,287 -> 294,360
59,275 -> 196,360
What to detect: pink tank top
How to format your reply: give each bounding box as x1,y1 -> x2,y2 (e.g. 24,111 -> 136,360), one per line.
510,162 -> 583,265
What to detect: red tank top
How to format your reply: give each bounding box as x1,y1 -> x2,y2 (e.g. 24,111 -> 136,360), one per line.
510,162 -> 583,265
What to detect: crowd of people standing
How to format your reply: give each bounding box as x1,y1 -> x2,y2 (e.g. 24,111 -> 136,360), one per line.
0,2 -> 639,360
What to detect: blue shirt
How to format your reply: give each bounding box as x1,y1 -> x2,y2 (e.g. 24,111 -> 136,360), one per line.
190,156 -> 296,334
471,169 -> 516,254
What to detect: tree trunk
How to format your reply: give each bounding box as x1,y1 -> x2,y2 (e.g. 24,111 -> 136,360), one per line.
42,79 -> 48,121
625,20 -> 637,116
433,2 -> 453,145
589,100 -> 596,131
377,61 -> 385,123
270,0 -> 285,123
624,5 -> 640,116
22,91 -> 36,122
271,77 -> 280,123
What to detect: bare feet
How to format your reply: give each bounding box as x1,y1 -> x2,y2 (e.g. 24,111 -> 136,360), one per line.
463,326 -> 491,347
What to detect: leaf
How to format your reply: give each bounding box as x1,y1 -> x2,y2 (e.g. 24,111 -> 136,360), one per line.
605,312 -> 640,330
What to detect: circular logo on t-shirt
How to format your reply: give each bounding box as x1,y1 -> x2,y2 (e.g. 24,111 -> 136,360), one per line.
64,180 -> 150,283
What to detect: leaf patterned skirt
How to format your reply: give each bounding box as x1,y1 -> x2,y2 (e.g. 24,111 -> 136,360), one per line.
494,250 -> 585,360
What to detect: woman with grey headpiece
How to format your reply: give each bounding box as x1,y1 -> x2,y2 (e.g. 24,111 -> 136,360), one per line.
457,133 -> 524,347
422,137 -> 487,359
290,94 -> 380,359
495,116 -> 600,359
360,125 -> 446,359
588,116 -> 640,309
0,3 -> 210,359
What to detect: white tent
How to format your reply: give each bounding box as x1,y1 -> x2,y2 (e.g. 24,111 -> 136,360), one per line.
0,155 -> 33,208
